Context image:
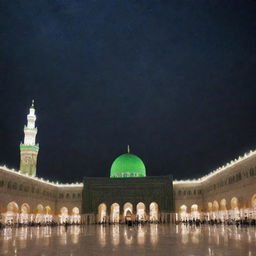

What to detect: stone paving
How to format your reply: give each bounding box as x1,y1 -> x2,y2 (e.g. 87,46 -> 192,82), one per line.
0,224 -> 255,256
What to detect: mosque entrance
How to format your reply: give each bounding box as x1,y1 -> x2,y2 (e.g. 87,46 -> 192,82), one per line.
110,203 -> 120,223
125,210 -> 132,222
82,176 -> 174,223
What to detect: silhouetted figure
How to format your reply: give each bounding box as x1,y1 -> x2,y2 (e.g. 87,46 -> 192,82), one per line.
64,222 -> 68,232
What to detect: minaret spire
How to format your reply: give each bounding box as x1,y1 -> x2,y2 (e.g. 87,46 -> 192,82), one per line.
127,144 -> 130,153
19,100 -> 39,176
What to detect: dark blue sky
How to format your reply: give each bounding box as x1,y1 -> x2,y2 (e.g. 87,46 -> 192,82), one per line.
1,0 -> 256,182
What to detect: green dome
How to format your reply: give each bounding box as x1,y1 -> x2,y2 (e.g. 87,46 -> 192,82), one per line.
110,153 -> 146,178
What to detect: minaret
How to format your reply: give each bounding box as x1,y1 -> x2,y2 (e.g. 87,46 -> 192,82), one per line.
20,100 -> 39,176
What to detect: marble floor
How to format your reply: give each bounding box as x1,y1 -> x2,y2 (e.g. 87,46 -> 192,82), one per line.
0,224 -> 255,256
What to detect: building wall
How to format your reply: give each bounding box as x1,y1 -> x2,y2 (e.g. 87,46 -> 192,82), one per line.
173,152 -> 256,220
0,167 -> 82,222
0,150 -> 256,223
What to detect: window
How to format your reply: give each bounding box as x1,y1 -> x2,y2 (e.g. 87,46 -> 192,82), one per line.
7,181 -> 12,189
12,183 -> 17,190
236,173 -> 242,181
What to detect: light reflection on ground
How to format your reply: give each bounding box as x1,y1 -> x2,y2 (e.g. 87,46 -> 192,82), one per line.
0,224 -> 255,256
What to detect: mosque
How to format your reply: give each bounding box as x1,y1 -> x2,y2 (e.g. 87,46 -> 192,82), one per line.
0,102 -> 255,225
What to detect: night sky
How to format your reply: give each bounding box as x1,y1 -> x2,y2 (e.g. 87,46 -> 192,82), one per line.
1,0 -> 256,183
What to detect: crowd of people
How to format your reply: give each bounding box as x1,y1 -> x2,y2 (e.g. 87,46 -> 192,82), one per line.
0,220 -> 80,229
177,217 -> 256,227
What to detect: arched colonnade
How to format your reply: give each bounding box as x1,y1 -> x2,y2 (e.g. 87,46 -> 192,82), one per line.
97,202 -> 159,223
178,194 -> 256,221
2,202 -> 81,225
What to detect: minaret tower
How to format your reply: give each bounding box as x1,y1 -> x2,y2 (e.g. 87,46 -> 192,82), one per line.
20,100 -> 39,176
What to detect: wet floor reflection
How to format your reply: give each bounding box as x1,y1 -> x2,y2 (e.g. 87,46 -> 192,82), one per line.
0,224 -> 255,256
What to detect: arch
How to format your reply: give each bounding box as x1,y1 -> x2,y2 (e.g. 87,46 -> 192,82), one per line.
212,200 -> 220,220
179,204 -> 187,221
7,201 -> 19,213
36,204 -> 44,214
231,197 -> 239,210
45,206 -> 52,215
220,199 -> 227,211
60,207 -> 68,215
35,204 -> 45,223
230,197 -> 240,220
6,201 -> 19,225
21,203 -> 30,214
219,198 -> 228,220
44,206 -> 53,222
207,202 -> 213,212
213,201 -> 219,212
98,203 -> 107,223
123,202 -> 133,222
191,204 -> 200,220
20,203 -> 30,224
123,202 -> 133,216
59,207 -> 69,224
149,202 -> 159,222
251,194 -> 256,209
110,203 -> 120,223
72,207 -> 79,215
70,207 -> 81,224
136,202 -> 146,221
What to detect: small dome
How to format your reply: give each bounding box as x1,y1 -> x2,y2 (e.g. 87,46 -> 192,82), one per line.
110,153 -> 146,178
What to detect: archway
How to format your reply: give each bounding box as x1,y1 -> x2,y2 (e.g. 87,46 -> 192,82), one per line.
123,202 -> 133,221
179,205 -> 187,221
6,201 -> 19,224
45,206 -> 53,222
35,204 -> 45,223
230,197 -> 239,220
136,202 -> 146,221
191,204 -> 200,220
59,207 -> 69,224
220,199 -> 227,210
219,199 -> 227,221
231,197 -> 239,209
110,203 -> 120,223
251,194 -> 256,219
207,202 -> 213,220
252,194 -> 256,209
213,201 -> 219,220
71,207 -> 81,224
149,202 -> 159,222
20,203 -> 30,224
98,203 -> 107,223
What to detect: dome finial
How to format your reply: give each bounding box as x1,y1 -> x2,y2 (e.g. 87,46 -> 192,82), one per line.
127,144 -> 130,153
31,99 -> 35,108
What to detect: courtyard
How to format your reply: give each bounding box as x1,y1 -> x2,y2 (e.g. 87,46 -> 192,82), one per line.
0,224 -> 255,256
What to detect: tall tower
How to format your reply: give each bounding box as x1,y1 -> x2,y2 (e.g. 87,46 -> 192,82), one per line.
20,100 -> 39,176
